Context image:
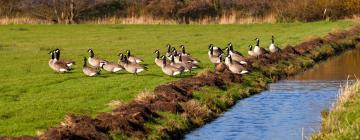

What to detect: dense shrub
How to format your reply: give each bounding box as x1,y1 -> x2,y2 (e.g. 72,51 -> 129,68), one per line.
0,0 -> 359,23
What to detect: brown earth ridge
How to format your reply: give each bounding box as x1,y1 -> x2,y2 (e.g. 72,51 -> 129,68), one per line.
2,25 -> 360,140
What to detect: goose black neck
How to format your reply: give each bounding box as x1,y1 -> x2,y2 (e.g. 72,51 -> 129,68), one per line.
179,54 -> 182,62
171,55 -> 175,63
229,44 -> 233,51
127,51 -> 131,56
182,46 -> 186,54
167,45 -> 171,52
55,51 -> 60,60
256,39 -> 260,46
162,58 -> 166,66
272,36 -> 275,44
249,46 -> 253,51
50,52 -> 55,59
90,51 -> 94,58
210,47 -> 214,56
83,58 -> 87,67
156,52 -> 160,59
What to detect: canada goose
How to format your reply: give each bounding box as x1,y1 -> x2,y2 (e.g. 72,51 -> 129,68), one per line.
166,44 -> 173,60
173,49 -> 199,64
49,51 -> 71,73
208,45 -> 223,64
170,55 -> 186,72
225,55 -> 248,74
118,53 -> 126,66
178,54 -> 198,69
82,57 -> 100,76
179,45 -> 190,56
208,44 -> 223,57
126,50 -> 143,63
120,55 -> 147,75
48,51 -> 55,69
99,61 -> 123,73
225,43 -> 247,64
254,38 -> 268,57
88,49 -> 107,67
248,45 -> 256,57
161,56 -> 183,76
269,35 -> 281,53
54,48 -> 75,67
154,50 -> 164,67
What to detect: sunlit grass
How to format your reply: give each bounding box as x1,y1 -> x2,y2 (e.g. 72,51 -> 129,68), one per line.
0,21 -> 356,136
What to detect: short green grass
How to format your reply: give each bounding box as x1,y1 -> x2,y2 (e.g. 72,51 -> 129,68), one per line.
0,21 -> 356,136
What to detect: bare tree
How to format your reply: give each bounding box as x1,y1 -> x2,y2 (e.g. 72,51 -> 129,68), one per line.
28,0 -> 94,24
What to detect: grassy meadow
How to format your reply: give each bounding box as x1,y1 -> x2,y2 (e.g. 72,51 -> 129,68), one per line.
0,21 -> 357,136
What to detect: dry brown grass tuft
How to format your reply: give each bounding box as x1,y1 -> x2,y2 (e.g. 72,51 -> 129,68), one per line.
0,17 -> 51,25
107,100 -> 125,110
135,91 -> 156,102
81,15 -> 276,25
180,100 -> 212,126
334,77 -> 360,111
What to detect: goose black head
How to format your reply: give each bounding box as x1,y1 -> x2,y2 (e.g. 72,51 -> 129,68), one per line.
54,48 -> 60,53
228,42 -> 234,51
154,50 -> 160,58
208,44 -> 214,50
126,50 -> 131,56
248,45 -> 253,50
255,38 -> 260,46
166,44 -> 171,52
271,35 -> 275,44
161,55 -> 167,66
88,49 -> 94,58
88,48 -> 93,53
54,48 -> 61,60
118,53 -> 125,60
180,45 -> 186,53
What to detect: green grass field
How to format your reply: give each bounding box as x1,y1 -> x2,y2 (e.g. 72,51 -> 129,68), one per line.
0,21 -> 356,136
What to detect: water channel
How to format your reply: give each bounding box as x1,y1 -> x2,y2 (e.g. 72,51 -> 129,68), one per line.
185,47 -> 360,140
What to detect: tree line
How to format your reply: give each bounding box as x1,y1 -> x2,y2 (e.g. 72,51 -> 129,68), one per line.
0,0 -> 359,24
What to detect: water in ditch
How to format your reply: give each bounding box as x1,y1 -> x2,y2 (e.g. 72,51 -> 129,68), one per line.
185,47 -> 360,140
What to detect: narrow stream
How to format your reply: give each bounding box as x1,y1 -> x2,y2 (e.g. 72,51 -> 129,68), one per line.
185,48 -> 360,140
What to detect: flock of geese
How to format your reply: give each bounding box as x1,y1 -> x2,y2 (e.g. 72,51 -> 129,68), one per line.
48,36 -> 281,77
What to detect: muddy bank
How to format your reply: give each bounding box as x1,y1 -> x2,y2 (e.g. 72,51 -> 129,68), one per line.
2,26 -> 360,140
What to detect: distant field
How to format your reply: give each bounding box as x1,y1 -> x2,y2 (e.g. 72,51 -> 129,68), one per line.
0,21 -> 356,136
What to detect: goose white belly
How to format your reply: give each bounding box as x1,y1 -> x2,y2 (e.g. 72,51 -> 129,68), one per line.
155,58 -> 163,67
88,57 -> 100,67
248,50 -> 256,56
269,44 -> 277,53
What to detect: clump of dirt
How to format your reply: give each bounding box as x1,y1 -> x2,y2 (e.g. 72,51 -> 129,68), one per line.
149,101 -> 183,113
293,37 -> 325,54
40,114 -> 108,140
154,84 -> 191,102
